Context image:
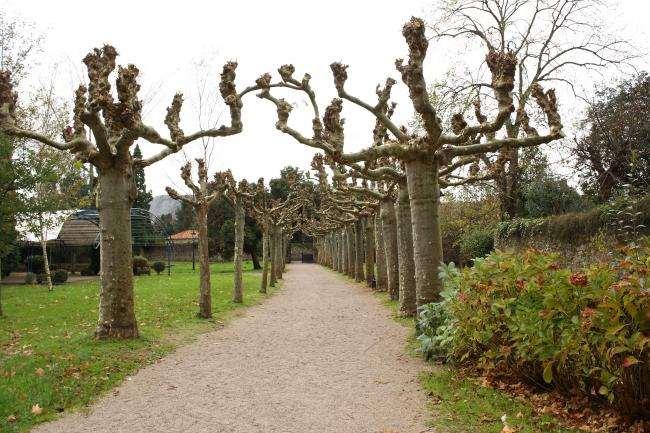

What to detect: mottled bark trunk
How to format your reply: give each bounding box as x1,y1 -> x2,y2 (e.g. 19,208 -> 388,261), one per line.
39,221 -> 53,291
282,235 -> 289,270
251,247 -> 261,270
374,213 -> 387,291
196,205 -> 212,318
338,231 -> 345,273
346,225 -> 355,278
0,259 -> 3,317
260,229 -> 269,293
405,158 -> 443,307
269,227 -> 277,287
273,226 -> 283,281
380,198 -> 399,300
232,203 -> 245,303
364,216 -> 375,288
354,219 -> 364,282
95,167 -> 139,339
498,126 -> 522,219
396,185 -> 417,317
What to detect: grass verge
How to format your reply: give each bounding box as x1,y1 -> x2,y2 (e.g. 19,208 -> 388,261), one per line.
371,290 -> 581,433
0,261 -> 274,432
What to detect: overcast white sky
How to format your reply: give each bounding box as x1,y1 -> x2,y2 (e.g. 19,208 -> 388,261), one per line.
3,0 -> 650,196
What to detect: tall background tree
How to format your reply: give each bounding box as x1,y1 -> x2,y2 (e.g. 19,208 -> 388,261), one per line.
428,0 -> 637,219
131,144 -> 152,209
575,73 -> 649,202
19,83 -> 88,290
0,12 -> 40,286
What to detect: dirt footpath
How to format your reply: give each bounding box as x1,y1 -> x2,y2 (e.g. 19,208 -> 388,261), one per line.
33,263 -> 429,433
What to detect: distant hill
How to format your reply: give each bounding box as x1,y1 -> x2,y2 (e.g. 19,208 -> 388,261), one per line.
149,195 -> 181,217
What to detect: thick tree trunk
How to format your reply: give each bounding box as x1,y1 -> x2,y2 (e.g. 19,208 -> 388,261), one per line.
338,231 -> 344,273
272,226 -> 282,281
0,259 -> 3,317
405,158 -> 444,308
232,203 -> 245,303
354,219 -> 364,282
346,225 -> 355,277
196,205 -> 212,318
396,185 -> 417,316
364,216 -> 375,288
260,229 -> 269,293
374,213 -> 387,291
95,167 -> 139,339
380,198 -> 399,300
269,227 -> 277,287
39,221 -> 53,291
251,246 -> 261,270
498,126 -> 522,219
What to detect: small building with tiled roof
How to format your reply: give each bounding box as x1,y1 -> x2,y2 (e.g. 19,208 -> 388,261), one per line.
170,230 -> 198,244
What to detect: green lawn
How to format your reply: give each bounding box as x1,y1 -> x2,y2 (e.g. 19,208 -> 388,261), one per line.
0,261 -> 273,432
371,290 -> 581,433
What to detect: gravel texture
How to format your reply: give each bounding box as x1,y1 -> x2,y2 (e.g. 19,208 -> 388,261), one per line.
33,263 -> 429,433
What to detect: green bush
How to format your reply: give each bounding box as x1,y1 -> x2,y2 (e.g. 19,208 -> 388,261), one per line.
496,194 -> 650,246
521,177 -> 588,218
417,243 -> 649,418
24,272 -> 36,284
132,255 -> 150,276
458,228 -> 494,264
52,269 -> 68,285
152,261 -> 166,275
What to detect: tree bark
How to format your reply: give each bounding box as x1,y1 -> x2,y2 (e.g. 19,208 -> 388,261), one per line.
195,204 -> 212,318
354,219 -> 364,282
337,231 -> 344,273
269,227 -> 277,287
0,259 -> 3,317
396,185 -> 417,316
232,202 -> 245,303
374,213 -> 387,291
380,198 -> 399,300
364,216 -> 375,288
346,225 -> 355,277
95,167 -> 139,339
405,158 -> 444,307
260,229 -> 269,293
251,247 -> 261,270
275,227 -> 283,279
39,219 -> 53,291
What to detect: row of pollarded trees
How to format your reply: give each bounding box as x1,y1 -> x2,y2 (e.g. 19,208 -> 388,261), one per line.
0,14 -> 564,335
0,44 -> 304,337
261,17 -> 564,315
165,160 -> 307,319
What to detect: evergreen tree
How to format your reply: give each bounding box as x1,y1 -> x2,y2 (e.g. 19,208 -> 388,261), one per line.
132,144 -> 153,210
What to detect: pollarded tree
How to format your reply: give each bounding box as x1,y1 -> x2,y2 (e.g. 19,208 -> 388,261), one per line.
215,170 -> 254,304
0,45 -> 266,338
166,159 -> 221,318
247,177 -> 305,293
258,17 -> 563,305
428,0 -> 636,218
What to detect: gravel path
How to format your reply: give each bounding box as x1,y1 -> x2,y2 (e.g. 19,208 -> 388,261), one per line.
33,263 -> 429,433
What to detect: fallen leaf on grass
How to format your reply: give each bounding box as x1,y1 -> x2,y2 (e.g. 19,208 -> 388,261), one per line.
35,367 -> 45,377
31,404 -> 42,415
501,426 -> 516,433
